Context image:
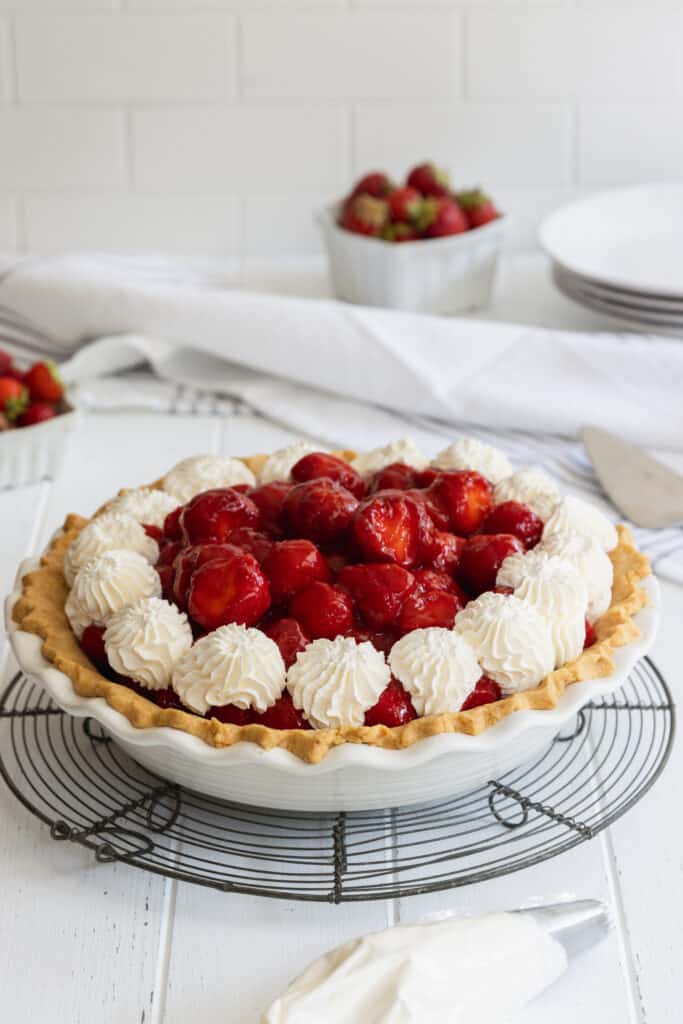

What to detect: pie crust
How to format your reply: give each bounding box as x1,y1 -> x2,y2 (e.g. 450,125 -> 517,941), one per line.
12,453 -> 651,765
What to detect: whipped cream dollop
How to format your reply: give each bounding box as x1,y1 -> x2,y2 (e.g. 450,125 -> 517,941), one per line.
162,454 -> 256,503
107,487 -> 180,528
287,637 -> 390,729
542,531 -> 613,623
431,437 -> 512,484
262,912 -> 567,1024
258,441 -> 327,484
171,624 -> 285,715
494,468 -> 561,521
64,511 -> 158,586
104,596 -> 193,690
65,549 -> 162,639
513,557 -> 588,667
543,494 -> 618,553
455,592 -> 555,694
389,628 -> 482,716
496,546 -> 552,591
351,438 -> 428,478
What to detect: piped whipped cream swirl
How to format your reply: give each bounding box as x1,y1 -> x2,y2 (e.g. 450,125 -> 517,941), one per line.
107,487 -> 180,528
543,495 -> 618,553
162,455 -> 255,502
431,438 -> 512,484
455,592 -> 555,694
542,531 -> 613,623
64,511 -> 158,586
494,469 -> 561,521
171,624 -> 285,715
258,441 -> 327,483
513,557 -> 588,667
104,596 -> 193,690
497,546 -> 554,591
65,549 -> 161,638
287,637 -> 390,729
351,438 -> 428,478
389,628 -> 482,716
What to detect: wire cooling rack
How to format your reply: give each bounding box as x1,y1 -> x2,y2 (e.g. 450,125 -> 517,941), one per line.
0,658 -> 674,903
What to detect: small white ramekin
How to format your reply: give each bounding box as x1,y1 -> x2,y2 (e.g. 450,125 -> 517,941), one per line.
0,401 -> 78,490
317,202 -> 505,314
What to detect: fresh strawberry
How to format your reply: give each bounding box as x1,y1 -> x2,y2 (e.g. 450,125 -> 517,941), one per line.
227,526 -> 274,565
80,623 -> 109,674
254,691 -> 311,730
428,471 -> 493,536
351,171 -> 393,199
339,563 -> 416,630
180,487 -> 260,545
352,492 -> 434,568
16,402 -> 56,427
364,678 -> 416,727
406,162 -> 450,197
480,500 -> 543,550
291,451 -> 365,499
398,588 -> 464,633
263,618 -> 310,668
187,550 -> 271,630
584,618 -> 597,648
154,687 -> 184,711
24,360 -> 64,403
425,530 -> 466,574
368,462 -> 419,494
264,538 -> 331,603
460,676 -> 502,711
207,704 -> 255,726
289,581 -> 354,640
457,534 -> 523,596
283,479 -> 359,546
457,188 -> 500,229
249,481 -> 293,531
421,196 -> 468,238
163,505 -> 183,541
340,194 -> 389,236
393,222 -> 419,243
388,186 -> 422,223
0,376 -> 28,421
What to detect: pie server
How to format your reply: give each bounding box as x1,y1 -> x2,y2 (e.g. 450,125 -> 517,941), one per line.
583,426 -> 683,529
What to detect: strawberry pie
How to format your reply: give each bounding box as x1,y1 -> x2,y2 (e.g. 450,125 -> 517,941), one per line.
13,439 -> 650,763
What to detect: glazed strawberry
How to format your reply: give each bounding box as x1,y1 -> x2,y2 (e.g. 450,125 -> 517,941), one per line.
364,679 -> 416,728
457,188 -> 500,229
457,533 -> 523,596
208,704 -> 254,726
228,526 -> 274,564
143,523 -> 163,543
352,492 -> 434,568
460,676 -> 502,711
180,487 -> 260,544
480,500 -> 543,550
154,687 -> 184,711
24,360 -> 64,403
163,505 -> 183,541
427,471 -> 493,535
412,568 -> 457,594
157,563 -> 175,602
264,539 -> 331,603
340,194 -> 389,237
188,550 -> 271,630
368,462 -> 419,493
291,451 -> 365,499
425,530 -> 466,574
284,479 -> 359,546
422,196 -> 468,238
398,588 -> 463,633
584,619 -> 597,648
254,691 -> 311,730
80,623 -> 108,673
173,543 -> 242,609
0,376 -> 28,421
405,488 -> 450,531
289,581 -> 354,640
494,585 -> 514,596
249,481 -> 293,531
325,550 -> 350,577
338,563 -> 416,630
351,171 -> 393,199
157,539 -> 182,568
16,402 -> 57,427
263,618 -> 310,668
388,186 -> 422,223
351,626 -> 396,654
415,467 -> 439,488
406,162 -> 450,197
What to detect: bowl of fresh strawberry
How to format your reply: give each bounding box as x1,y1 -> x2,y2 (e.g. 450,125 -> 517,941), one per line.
319,162 -> 504,314
0,349 -> 78,488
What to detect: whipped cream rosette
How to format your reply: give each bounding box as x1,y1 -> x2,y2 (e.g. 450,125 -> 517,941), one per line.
258,441 -> 326,484
351,438 -> 427,478
162,454 -> 255,503
512,557 -> 588,667
287,637 -> 390,729
494,469 -> 561,521
389,628 -> 482,716
107,487 -> 180,529
63,510 -> 158,586
104,596 -> 193,690
542,530 -> 613,622
543,495 -> 618,553
65,549 -> 162,639
431,438 -> 512,484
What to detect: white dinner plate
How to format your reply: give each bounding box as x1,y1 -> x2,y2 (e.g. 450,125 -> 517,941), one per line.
539,185 -> 683,298
558,265 -> 683,312
553,266 -> 683,336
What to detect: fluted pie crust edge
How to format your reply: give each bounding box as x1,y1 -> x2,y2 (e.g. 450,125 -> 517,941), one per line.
12,452 -> 651,765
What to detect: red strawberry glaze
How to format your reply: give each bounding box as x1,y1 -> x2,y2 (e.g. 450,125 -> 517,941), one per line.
227,526 -> 274,564
172,543 -> 243,610
425,530 -> 466,574
338,563 -> 416,629
352,491 -> 434,568
412,568 -> 457,595
157,564 -> 175,603
283,479 -> 359,546
584,618 -> 597,648
364,679 -> 416,727
143,523 -> 163,543
480,500 -> 543,550
350,626 -> 397,655
188,551 -> 271,631
427,470 -> 493,536
460,676 -> 502,711
163,505 -> 183,541
367,462 -> 419,494
263,617 -> 310,668
264,539 -> 331,603
291,452 -> 366,499
154,687 -> 185,711
80,623 -> 109,674
254,692 -> 311,730
207,704 -> 255,726
157,539 -> 182,568
249,481 -> 293,532
180,488 -> 260,545
289,581 -> 354,640
398,588 -> 464,633
457,534 -> 524,597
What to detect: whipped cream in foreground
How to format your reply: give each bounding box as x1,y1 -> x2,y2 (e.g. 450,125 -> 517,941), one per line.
494,468 -> 561,521
64,511 -> 158,586
431,437 -> 512,484
258,441 -> 326,484
105,597 -> 193,690
351,438 -> 427,478
514,557 -> 588,668
65,549 -> 162,639
162,454 -> 256,503
262,912 -> 567,1024
543,494 -> 618,553
389,628 -> 481,716
288,637 -> 390,728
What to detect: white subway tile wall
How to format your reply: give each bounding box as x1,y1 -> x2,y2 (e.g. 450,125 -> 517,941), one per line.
0,2 -> 680,256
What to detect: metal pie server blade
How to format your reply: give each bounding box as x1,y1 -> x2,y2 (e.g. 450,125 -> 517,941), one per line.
582,426 -> 683,529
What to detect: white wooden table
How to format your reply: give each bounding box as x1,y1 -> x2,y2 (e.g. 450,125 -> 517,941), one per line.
0,257 -> 681,1023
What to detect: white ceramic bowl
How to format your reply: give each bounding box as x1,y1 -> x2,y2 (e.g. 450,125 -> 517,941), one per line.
5,558 -> 659,813
318,203 -> 504,315
0,401 -> 78,489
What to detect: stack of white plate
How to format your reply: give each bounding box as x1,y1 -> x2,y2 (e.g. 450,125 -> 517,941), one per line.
539,184 -> 683,335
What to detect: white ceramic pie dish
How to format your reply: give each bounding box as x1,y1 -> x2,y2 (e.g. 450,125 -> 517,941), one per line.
5,561 -> 659,812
